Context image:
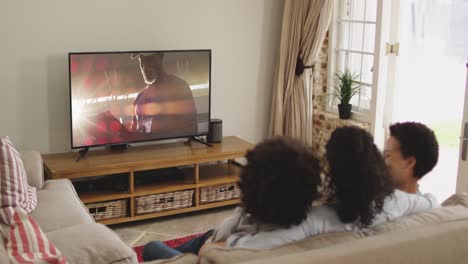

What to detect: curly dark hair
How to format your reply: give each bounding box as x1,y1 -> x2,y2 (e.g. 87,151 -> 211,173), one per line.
326,126 -> 394,227
389,122 -> 439,179
239,137 -> 322,228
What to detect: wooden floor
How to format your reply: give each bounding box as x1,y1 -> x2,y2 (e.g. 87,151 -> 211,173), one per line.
110,206 -> 236,247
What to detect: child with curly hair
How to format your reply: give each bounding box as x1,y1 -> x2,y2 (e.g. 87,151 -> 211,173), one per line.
143,137 -> 322,261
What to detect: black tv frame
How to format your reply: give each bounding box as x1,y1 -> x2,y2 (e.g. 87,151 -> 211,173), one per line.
68,49 -> 212,150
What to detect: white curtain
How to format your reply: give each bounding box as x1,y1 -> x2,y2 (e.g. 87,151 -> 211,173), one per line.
269,0 -> 333,144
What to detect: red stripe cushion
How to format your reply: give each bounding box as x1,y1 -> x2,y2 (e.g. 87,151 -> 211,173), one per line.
0,137 -> 37,222
1,207 -> 67,264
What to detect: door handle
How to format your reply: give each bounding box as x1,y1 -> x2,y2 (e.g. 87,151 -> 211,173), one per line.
461,123 -> 468,161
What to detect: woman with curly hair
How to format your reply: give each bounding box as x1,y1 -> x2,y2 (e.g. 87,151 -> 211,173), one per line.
143,136 -> 322,261
326,125 -> 393,226
228,126 -> 438,249
325,126 -> 437,227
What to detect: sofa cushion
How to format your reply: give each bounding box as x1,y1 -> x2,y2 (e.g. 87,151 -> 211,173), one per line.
241,219 -> 468,264
442,192 -> 468,207
46,223 -> 137,264
19,150 -> 45,190
0,136 -> 37,214
30,179 -> 94,233
0,207 -> 67,264
199,230 -> 366,264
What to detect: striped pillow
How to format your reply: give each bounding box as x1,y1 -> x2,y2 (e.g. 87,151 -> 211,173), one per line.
0,207 -> 67,264
0,137 -> 37,216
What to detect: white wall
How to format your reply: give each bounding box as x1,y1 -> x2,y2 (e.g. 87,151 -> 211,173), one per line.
0,0 -> 283,153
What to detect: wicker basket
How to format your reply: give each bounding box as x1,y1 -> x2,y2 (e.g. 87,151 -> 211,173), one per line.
200,183 -> 240,204
135,190 -> 194,215
86,199 -> 128,221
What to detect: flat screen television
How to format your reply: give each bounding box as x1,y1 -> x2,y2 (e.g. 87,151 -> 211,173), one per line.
69,50 -> 211,149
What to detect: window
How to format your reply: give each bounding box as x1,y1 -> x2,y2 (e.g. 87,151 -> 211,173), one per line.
328,0 -> 378,121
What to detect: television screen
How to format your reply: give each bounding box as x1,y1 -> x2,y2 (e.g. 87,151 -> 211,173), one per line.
69,50 -> 211,149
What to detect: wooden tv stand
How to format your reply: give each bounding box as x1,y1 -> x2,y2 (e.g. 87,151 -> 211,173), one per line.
42,136 -> 253,225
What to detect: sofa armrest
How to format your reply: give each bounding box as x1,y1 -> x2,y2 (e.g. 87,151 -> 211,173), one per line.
46,223 -> 137,264
19,150 -> 44,190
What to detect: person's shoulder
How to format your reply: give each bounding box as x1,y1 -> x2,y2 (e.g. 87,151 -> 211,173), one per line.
391,189 -> 440,208
388,189 -> 415,203
420,192 -> 440,208
133,87 -> 147,104
392,189 -> 406,199
381,190 -> 401,208
166,74 -> 190,87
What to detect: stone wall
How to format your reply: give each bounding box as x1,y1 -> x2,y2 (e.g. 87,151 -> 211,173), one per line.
311,35 -> 370,157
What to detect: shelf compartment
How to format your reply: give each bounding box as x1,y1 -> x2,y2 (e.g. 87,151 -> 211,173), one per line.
135,189 -> 195,215
72,173 -> 130,203
198,163 -> 241,187
80,192 -> 131,204
86,198 -> 129,221
134,167 -> 196,196
200,182 -> 240,204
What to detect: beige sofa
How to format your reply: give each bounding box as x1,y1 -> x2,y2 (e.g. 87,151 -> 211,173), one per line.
154,194 -> 468,264
0,151 -> 138,264
197,194 -> 468,264
238,219 -> 468,264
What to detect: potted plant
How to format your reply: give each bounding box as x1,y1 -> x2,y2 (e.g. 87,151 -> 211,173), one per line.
329,68 -> 361,119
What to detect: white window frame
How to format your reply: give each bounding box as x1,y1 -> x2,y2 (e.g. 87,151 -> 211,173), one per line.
327,0 -> 379,123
